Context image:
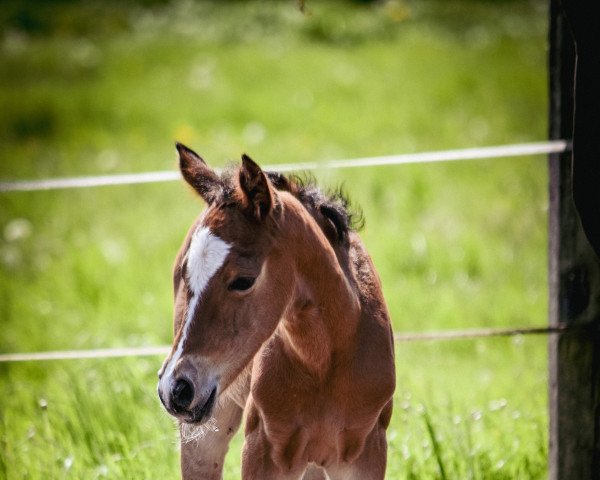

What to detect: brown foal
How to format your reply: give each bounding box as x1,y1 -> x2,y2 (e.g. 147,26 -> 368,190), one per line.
158,144 -> 395,479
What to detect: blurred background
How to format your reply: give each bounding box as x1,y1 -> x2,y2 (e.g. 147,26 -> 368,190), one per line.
0,0 -> 549,477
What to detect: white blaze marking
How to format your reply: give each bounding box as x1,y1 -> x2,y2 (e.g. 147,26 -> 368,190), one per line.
159,227 -> 231,401
186,227 -> 231,296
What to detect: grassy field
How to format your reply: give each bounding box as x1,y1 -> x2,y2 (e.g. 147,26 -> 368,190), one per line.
0,0 -> 550,478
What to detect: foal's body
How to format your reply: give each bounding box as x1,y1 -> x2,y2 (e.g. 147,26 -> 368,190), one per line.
159,145 -> 395,479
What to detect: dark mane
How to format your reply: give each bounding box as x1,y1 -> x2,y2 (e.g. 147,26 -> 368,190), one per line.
217,166 -> 363,245
266,171 -> 364,238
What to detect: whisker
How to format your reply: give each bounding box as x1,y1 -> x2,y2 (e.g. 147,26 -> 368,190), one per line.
179,417 -> 219,444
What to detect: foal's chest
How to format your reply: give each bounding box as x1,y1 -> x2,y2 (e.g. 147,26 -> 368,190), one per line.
253,402 -> 375,471
250,370 -> 381,470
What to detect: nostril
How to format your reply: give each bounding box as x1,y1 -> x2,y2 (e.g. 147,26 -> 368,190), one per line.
171,378 -> 194,411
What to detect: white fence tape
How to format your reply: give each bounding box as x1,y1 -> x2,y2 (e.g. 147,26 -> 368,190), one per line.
0,141 -> 569,193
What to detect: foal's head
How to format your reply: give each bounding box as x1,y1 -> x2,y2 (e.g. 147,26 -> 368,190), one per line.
158,144 -> 300,424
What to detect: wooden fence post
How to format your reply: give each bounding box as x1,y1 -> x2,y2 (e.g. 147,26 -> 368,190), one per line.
548,1 -> 600,478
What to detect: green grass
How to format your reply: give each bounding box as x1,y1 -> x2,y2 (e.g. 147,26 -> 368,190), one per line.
1,0 -> 549,478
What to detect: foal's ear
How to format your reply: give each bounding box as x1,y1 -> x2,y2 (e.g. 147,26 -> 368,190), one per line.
239,154 -> 274,221
176,143 -> 222,204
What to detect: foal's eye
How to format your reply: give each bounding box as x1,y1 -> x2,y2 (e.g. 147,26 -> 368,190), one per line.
228,277 -> 256,291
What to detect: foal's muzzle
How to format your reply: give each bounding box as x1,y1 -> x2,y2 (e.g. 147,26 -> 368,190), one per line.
157,365 -> 218,424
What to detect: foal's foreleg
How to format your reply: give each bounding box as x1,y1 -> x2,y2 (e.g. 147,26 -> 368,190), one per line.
302,464 -> 329,480
326,423 -> 388,480
327,400 -> 393,480
180,396 -> 243,480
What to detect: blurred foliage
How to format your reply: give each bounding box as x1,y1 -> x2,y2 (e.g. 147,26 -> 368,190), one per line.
1,0 -> 549,478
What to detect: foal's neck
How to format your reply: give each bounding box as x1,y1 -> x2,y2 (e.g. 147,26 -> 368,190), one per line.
277,199 -> 360,377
